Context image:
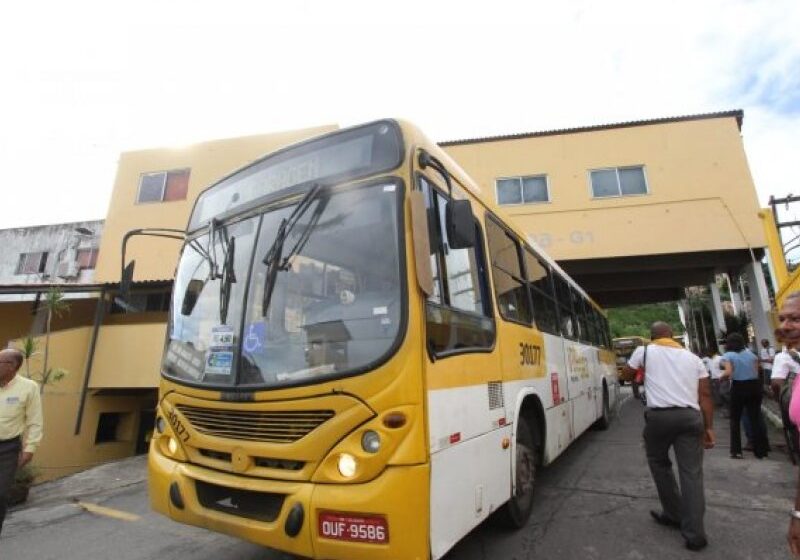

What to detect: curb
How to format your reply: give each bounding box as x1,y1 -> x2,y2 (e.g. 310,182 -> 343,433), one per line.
762,404 -> 783,429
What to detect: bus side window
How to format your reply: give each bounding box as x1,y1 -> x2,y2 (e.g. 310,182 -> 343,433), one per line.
485,218 -> 533,325
419,175 -> 494,355
553,275 -> 576,339
523,248 -> 559,335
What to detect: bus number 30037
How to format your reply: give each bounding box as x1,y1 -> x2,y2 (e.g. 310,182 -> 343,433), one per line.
520,343 -> 541,366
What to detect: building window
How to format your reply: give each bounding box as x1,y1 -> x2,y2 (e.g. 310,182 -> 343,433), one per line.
496,175 -> 549,205
16,252 -> 48,275
76,248 -> 99,270
137,169 -> 190,203
590,166 -> 647,198
95,412 -> 124,443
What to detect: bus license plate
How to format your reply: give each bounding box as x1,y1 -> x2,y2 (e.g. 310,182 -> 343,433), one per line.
318,511 -> 389,544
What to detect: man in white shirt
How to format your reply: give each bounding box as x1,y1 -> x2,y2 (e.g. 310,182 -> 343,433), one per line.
709,350 -> 725,407
623,322 -> 714,552
771,347 -> 800,397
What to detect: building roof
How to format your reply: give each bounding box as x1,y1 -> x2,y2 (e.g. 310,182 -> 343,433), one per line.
439,110 -> 744,147
0,280 -> 171,295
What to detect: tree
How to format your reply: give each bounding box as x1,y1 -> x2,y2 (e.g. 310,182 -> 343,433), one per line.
607,303 -> 682,339
16,288 -> 69,393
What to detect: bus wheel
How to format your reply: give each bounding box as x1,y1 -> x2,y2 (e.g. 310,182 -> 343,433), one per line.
593,386 -> 610,430
499,417 -> 537,528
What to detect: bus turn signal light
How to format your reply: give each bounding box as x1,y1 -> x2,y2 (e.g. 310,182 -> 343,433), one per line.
382,412 -> 406,429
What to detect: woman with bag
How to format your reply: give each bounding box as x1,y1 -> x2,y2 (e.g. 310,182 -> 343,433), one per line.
720,333 -> 769,459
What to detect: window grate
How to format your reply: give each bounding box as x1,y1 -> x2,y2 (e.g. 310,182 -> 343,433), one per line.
488,381 -> 504,410
176,405 -> 334,443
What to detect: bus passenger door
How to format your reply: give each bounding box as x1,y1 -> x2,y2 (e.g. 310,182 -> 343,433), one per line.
417,172 -> 510,559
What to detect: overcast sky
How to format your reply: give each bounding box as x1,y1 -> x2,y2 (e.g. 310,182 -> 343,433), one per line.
2,0 -> 798,229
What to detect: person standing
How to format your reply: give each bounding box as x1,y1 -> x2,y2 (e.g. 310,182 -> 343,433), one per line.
0,348 -> 43,535
624,321 -> 714,552
721,333 -> 769,459
771,329 -> 800,400
708,348 -> 725,407
760,338 -> 776,387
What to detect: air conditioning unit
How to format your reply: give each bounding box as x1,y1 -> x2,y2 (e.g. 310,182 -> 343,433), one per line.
56,260 -> 79,279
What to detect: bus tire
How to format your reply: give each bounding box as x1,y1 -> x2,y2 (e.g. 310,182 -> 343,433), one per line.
593,385 -> 610,430
498,417 -> 538,529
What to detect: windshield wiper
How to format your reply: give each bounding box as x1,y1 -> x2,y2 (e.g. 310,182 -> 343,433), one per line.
261,184 -> 327,317
219,233 -> 236,324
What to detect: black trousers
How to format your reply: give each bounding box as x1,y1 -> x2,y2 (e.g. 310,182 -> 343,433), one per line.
643,407 -> 706,543
0,437 -> 21,534
729,379 -> 769,457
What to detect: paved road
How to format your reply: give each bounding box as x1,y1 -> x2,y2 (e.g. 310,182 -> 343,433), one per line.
2,389 -> 796,559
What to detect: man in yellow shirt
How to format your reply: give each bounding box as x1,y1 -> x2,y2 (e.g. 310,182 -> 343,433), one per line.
0,348 -> 43,534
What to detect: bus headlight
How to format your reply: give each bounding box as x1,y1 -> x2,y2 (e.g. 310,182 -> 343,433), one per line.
337,453 -> 357,478
361,430 -> 381,453
167,437 -> 179,456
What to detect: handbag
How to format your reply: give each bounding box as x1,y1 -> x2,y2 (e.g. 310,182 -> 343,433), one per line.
634,345 -> 647,384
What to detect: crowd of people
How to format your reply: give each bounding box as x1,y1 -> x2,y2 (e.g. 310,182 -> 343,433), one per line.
624,292 -> 800,555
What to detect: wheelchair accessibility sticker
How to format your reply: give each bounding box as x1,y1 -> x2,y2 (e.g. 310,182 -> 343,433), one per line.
244,321 -> 266,354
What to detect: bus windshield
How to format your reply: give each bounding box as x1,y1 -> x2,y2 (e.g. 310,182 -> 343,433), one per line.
163,181 -> 404,389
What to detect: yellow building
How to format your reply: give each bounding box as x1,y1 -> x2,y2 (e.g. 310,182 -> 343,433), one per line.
441,110 -> 770,346
7,111 -> 772,480
4,125 -> 336,481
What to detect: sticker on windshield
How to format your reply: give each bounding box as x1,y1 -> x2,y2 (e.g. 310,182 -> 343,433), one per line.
373,306 -> 388,316
383,185 -> 396,192
205,350 -> 233,376
243,321 -> 267,354
211,325 -> 235,348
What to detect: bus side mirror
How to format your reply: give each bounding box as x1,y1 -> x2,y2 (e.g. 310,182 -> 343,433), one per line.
181,278 -> 206,316
446,199 -> 475,249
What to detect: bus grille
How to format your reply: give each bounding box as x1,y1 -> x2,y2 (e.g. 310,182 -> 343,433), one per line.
176,405 -> 335,442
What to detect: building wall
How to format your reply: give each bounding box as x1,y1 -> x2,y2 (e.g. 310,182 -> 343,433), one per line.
94,125 -> 337,284
12,327 -> 155,481
442,115 -> 766,260
0,220 -> 104,301
90,322 -> 167,388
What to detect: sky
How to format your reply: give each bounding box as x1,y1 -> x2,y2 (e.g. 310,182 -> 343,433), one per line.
1,0 -> 799,230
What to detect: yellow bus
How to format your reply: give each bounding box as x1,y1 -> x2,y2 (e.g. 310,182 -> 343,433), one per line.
612,336 -> 649,381
141,120 -> 619,559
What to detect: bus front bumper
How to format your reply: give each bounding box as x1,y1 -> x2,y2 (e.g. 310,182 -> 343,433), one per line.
149,449 -> 430,560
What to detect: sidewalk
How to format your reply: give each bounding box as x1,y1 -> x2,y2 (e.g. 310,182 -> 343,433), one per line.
15,454 -> 147,511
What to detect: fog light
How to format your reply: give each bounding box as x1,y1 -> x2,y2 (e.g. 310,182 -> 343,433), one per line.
167,437 -> 179,456
155,416 -> 166,434
361,430 -> 381,453
337,453 -> 357,478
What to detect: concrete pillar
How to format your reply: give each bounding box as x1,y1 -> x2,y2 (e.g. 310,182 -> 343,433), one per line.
709,280 -> 726,347
678,300 -> 697,351
727,272 -> 743,315
743,261 -> 775,347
